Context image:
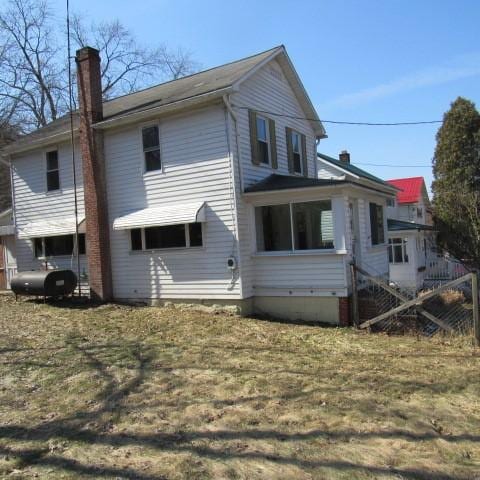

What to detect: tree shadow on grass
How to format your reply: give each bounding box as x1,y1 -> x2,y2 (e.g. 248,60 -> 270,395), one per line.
0,337 -> 477,479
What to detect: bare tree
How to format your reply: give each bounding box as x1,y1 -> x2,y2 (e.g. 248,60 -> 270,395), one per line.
0,0 -> 199,131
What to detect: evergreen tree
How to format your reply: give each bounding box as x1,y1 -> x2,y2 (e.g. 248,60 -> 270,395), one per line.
432,97 -> 480,270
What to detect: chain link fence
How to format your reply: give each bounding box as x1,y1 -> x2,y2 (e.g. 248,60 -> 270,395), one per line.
352,264 -> 479,342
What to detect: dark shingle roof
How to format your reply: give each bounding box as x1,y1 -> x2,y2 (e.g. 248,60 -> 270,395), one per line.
317,153 -> 392,188
388,218 -> 433,232
5,47 -> 282,153
244,174 -> 346,193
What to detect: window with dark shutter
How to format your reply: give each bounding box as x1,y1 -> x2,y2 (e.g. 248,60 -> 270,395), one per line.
249,110 -> 277,168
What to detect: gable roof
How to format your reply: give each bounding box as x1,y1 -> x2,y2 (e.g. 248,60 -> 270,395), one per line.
3,46 -> 325,155
244,174 -> 346,193
387,177 -> 426,204
317,153 -> 394,189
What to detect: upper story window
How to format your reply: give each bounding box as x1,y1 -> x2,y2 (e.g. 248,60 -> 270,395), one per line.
286,127 -> 307,176
256,116 -> 270,165
291,131 -> 303,174
130,222 -> 203,251
369,202 -> 385,246
387,198 -> 396,207
255,200 -> 334,252
417,207 -> 423,219
34,234 -> 85,258
46,150 -> 60,191
142,125 -> 161,172
389,238 -> 408,264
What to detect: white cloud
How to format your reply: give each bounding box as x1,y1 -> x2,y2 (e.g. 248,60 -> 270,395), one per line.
321,53 -> 480,109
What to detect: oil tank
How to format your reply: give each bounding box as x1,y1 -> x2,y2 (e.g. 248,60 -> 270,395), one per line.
10,270 -> 77,298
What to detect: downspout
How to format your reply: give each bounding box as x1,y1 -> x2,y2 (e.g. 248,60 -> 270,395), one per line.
223,95 -> 244,298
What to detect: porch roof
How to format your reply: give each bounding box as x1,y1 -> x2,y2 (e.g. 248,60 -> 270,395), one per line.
244,174 -> 346,194
387,218 -> 434,232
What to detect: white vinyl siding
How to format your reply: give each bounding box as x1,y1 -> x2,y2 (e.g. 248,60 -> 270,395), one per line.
233,59 -> 316,187
105,105 -> 241,300
12,143 -> 88,275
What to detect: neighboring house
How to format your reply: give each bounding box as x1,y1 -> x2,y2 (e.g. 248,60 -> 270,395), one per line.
1,45 -> 396,324
386,177 -> 436,289
0,208 -> 17,289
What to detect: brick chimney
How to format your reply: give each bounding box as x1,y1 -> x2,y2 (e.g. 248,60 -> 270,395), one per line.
76,47 -> 113,301
339,150 -> 350,164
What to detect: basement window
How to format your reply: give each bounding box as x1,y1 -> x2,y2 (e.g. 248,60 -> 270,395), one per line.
388,238 -> 409,264
142,125 -> 161,172
255,200 -> 334,252
130,223 -> 203,251
34,234 -> 85,258
46,150 -> 60,191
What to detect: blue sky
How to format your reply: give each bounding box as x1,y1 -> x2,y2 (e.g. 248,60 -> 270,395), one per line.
52,0 -> 480,193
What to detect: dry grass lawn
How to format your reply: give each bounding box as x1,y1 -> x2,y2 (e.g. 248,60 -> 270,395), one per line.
0,294 -> 479,479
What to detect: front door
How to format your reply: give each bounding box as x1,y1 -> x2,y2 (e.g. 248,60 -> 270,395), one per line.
0,240 -> 6,290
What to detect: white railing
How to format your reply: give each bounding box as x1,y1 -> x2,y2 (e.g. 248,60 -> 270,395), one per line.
425,257 -> 469,283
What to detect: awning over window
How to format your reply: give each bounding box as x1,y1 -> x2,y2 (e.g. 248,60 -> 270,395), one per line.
113,201 -> 206,230
17,216 -> 86,239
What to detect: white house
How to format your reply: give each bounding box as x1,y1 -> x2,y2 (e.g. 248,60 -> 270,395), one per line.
385,177 -> 435,290
1,45 -> 396,324
0,208 -> 17,289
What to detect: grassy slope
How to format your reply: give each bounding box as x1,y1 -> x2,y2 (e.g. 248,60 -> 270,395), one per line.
0,295 -> 479,479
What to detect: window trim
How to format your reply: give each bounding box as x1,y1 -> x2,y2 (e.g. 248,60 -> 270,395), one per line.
140,122 -> 163,175
129,223 -> 205,253
45,148 -> 61,193
256,115 -> 271,166
290,130 -> 304,175
254,199 -> 336,254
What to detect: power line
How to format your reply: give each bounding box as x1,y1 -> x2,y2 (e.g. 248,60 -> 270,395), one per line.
355,162 -> 431,168
232,105 -> 443,126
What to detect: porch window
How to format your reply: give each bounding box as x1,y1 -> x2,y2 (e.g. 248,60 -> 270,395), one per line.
255,200 -> 334,252
34,234 -> 86,258
388,237 -> 408,263
130,223 -> 203,251
46,150 -> 60,191
369,202 -> 385,245
142,125 -> 161,172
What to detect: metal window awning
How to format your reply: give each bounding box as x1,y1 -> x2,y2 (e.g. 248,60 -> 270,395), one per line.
113,201 -> 206,230
17,216 -> 86,239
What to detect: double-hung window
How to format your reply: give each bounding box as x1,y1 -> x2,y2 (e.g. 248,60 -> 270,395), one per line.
291,131 -> 303,174
369,202 -> 385,245
256,116 -> 270,165
388,238 -> 409,263
255,200 -> 334,252
46,150 -> 60,191
130,223 -> 203,251
142,125 -> 161,172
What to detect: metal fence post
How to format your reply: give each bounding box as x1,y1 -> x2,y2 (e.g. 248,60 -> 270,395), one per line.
472,271 -> 479,347
350,262 -> 360,327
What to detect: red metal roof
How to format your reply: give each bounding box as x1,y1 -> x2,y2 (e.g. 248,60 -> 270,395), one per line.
387,177 -> 424,204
